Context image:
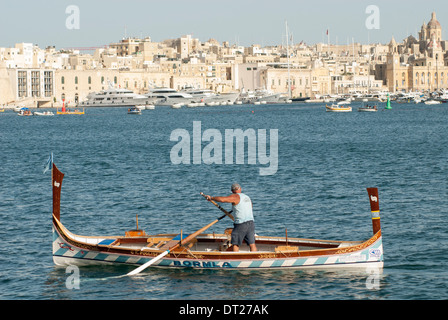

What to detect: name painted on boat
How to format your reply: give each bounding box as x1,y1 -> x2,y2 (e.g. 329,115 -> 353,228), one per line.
172,260 -> 233,268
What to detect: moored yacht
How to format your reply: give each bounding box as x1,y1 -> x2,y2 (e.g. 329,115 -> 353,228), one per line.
78,85 -> 156,108
237,88 -> 288,104
145,87 -> 198,106
181,87 -> 239,105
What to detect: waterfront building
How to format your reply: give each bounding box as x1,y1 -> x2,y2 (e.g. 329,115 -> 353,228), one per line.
382,12 -> 448,92
1,12 -> 447,107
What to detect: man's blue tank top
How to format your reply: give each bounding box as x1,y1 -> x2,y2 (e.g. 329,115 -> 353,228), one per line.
232,193 -> 254,224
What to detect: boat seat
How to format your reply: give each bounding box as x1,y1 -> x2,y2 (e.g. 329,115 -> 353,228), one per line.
158,234 -> 197,251
275,245 -> 299,253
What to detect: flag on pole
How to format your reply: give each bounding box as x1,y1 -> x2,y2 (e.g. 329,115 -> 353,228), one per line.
43,153 -> 53,174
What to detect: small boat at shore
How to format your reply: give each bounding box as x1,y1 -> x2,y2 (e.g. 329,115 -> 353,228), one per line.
17,108 -> 33,116
424,100 -> 441,105
128,107 -> 142,114
325,104 -> 352,112
50,162 -> 383,272
34,111 -> 55,116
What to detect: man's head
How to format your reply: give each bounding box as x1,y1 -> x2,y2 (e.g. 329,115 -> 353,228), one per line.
231,183 -> 241,193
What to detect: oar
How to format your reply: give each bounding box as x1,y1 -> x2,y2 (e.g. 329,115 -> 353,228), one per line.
200,192 -> 235,221
127,213 -> 228,276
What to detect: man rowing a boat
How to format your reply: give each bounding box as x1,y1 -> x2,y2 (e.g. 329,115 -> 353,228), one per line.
204,183 -> 257,252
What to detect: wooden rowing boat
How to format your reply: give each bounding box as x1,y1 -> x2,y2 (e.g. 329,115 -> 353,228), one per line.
51,163 -> 383,270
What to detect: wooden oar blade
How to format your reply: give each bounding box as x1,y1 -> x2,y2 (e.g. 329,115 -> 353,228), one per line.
127,250 -> 170,276
127,216 -> 222,276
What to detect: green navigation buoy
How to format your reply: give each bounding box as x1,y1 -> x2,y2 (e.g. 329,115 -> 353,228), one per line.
385,93 -> 392,109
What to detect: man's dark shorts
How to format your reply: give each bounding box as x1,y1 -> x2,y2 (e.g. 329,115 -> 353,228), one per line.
231,220 -> 255,246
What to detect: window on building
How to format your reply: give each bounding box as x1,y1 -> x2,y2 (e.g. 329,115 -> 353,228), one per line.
18,71 -> 27,98
88,76 -> 91,84
75,76 -> 78,85
31,71 -> 40,97
61,76 -> 65,85
44,71 -> 53,97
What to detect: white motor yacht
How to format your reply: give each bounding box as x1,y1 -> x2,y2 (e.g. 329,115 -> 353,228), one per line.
237,88 -> 287,104
145,87 -> 198,106
78,85 -> 156,108
181,87 -> 239,105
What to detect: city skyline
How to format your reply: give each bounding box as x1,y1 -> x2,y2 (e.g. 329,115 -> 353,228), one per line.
1,0 -> 447,49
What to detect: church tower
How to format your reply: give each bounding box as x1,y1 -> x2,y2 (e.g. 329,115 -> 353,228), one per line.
418,12 -> 443,55
426,12 -> 442,42
386,37 -> 401,92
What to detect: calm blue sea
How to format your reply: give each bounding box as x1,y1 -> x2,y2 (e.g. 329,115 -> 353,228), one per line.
1,102 -> 447,302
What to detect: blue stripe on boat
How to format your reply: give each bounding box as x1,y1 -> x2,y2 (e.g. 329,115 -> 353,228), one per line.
54,247 -> 69,256
172,234 -> 190,240
249,260 -> 263,268
73,250 -> 88,258
98,239 -> 115,245
271,259 -> 285,267
315,257 -> 329,265
292,258 -> 306,266
114,255 -> 130,263
94,253 -> 109,261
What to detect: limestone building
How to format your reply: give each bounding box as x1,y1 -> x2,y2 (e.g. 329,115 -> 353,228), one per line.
383,12 -> 448,92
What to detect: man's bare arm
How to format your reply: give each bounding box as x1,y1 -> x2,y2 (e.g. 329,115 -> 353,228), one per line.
205,193 -> 240,205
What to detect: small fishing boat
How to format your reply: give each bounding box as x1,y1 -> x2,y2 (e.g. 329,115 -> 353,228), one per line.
50,162 -> 383,273
358,104 -> 378,112
128,107 -> 142,114
325,104 -> 352,112
34,111 -> 55,116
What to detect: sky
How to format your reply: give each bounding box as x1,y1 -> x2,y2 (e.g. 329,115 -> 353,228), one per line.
0,0 -> 447,49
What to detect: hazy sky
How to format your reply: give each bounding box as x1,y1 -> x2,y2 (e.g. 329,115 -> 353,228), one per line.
1,0 -> 447,49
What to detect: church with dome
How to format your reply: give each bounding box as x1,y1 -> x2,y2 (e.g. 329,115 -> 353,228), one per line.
383,12 -> 448,92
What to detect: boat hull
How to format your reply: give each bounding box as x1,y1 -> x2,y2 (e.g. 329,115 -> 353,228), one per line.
358,108 -> 378,112
326,107 -> 352,112
52,220 -> 383,270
